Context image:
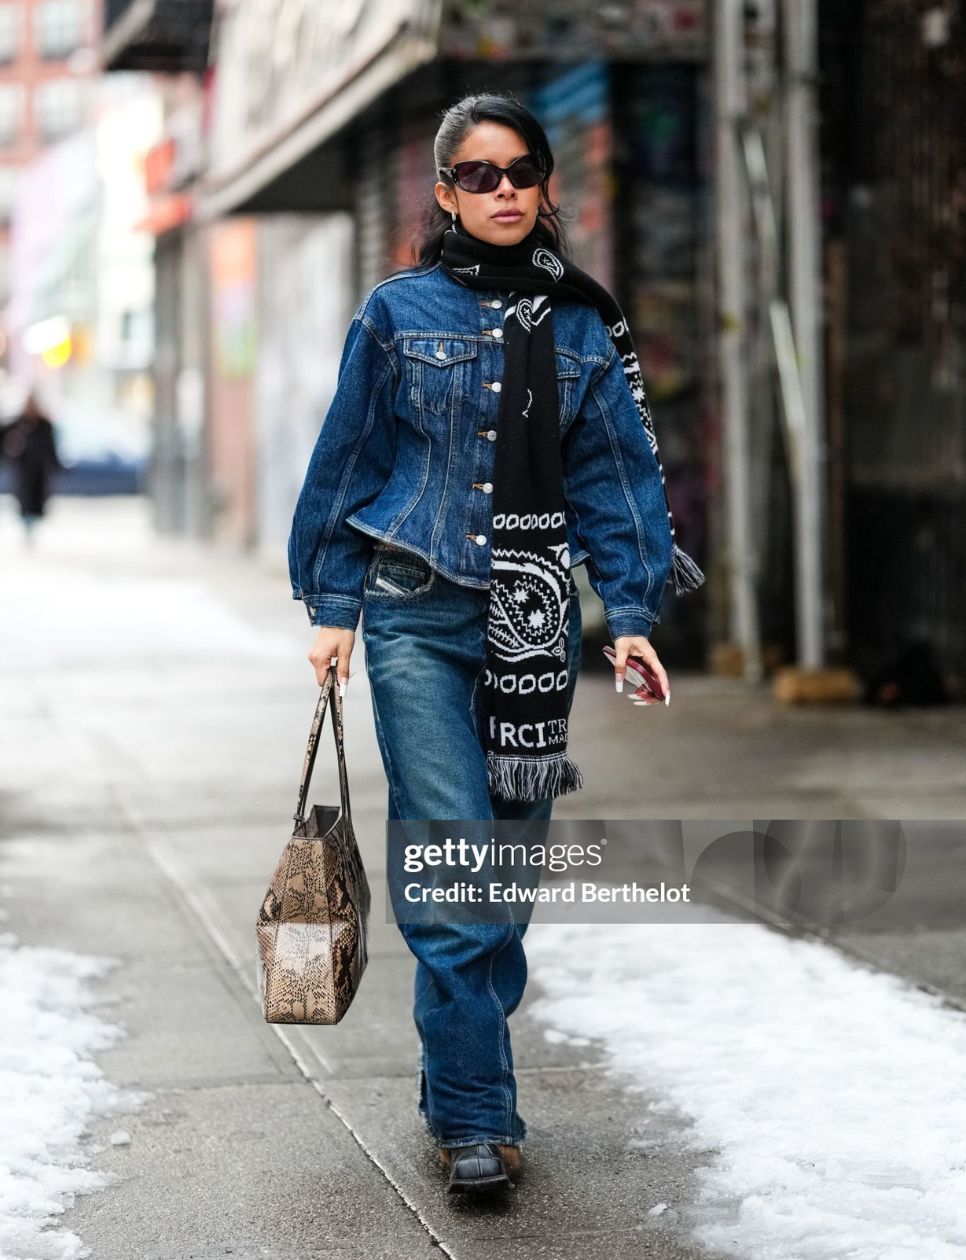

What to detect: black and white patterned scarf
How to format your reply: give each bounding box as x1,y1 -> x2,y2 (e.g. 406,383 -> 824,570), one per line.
440,220 -> 703,802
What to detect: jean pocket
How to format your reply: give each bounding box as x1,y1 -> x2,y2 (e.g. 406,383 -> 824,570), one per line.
368,546 -> 435,598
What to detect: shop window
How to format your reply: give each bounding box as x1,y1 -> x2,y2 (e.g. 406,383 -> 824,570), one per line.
0,4 -> 20,65
34,0 -> 84,60
34,78 -> 83,141
0,84 -> 23,147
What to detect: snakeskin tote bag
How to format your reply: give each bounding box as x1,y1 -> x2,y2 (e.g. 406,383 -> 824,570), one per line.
256,663 -> 371,1024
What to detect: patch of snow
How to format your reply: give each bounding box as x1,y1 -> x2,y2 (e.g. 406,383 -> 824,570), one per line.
526,920 -> 966,1260
0,933 -> 148,1260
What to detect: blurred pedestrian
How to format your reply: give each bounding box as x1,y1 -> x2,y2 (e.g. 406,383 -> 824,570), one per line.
0,391 -> 63,544
289,91 -> 702,1194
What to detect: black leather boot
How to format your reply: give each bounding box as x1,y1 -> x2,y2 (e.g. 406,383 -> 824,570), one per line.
444,1142 -> 516,1192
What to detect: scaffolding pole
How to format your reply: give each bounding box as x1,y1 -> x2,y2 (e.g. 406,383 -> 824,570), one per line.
714,0 -> 762,681
783,0 -> 826,669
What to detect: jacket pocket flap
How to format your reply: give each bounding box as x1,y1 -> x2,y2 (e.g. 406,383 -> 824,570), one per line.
555,348 -> 582,378
402,336 -> 478,367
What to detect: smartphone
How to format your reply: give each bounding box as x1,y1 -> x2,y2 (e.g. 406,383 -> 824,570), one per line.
601,644 -> 668,704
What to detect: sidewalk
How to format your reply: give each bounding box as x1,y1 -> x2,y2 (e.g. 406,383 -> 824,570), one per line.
3,496 -> 966,1259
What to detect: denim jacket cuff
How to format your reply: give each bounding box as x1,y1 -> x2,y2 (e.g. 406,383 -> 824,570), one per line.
300,594 -> 362,632
605,607 -> 659,641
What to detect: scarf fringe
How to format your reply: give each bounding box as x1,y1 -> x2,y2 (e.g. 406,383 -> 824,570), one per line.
671,543 -> 706,596
486,752 -> 584,803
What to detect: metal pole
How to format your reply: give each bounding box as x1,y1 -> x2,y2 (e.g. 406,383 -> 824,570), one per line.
783,0 -> 826,668
714,0 -> 762,681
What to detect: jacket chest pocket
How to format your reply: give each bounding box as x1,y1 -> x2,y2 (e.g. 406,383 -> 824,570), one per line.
556,348 -> 583,430
402,336 -> 478,421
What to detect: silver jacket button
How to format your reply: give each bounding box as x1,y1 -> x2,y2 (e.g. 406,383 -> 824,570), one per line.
435,348 -> 446,359
491,327 -> 503,339
485,429 -> 497,441
481,482 -> 493,493
491,381 -> 502,393
491,299 -> 502,309
474,534 -> 487,545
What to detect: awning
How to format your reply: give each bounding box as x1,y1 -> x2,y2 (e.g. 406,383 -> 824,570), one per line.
196,1 -> 441,221
101,0 -> 213,74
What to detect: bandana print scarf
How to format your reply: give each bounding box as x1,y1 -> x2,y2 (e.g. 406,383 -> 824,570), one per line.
439,219 -> 704,803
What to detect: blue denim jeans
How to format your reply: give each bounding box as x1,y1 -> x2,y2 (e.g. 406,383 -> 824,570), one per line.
361,543 -> 582,1150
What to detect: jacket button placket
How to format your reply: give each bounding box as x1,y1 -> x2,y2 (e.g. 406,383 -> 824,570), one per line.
468,295 -> 504,550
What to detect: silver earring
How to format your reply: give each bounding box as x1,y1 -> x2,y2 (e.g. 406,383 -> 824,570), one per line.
451,209 -> 457,223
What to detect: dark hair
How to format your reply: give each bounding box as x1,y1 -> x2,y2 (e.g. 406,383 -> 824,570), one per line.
411,90 -> 570,266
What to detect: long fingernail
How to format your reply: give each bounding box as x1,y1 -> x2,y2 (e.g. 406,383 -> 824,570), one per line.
339,680 -> 347,699
615,674 -> 623,692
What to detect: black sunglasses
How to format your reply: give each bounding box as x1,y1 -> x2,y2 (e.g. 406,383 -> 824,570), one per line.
438,154 -> 546,194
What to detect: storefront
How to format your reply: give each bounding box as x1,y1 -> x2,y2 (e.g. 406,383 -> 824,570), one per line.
139,102 -> 210,538
820,0 -> 966,693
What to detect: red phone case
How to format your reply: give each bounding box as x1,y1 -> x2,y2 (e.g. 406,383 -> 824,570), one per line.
601,644 -> 667,702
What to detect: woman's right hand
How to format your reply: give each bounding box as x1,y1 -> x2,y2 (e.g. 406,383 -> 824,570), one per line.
308,627 -> 355,695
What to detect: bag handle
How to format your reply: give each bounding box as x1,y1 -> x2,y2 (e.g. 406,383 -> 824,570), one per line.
293,663 -> 352,827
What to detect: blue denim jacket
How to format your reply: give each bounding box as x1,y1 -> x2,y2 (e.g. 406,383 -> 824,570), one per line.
288,260 -> 674,640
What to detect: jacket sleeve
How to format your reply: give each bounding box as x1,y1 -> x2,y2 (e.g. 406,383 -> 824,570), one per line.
288,312 -> 399,631
561,346 -> 674,641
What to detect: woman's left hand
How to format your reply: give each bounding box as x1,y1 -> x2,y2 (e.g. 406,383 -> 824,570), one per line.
612,635 -> 669,704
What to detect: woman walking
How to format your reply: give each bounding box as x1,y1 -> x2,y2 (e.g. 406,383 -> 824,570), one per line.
1,391 -> 63,544
288,91 -> 702,1193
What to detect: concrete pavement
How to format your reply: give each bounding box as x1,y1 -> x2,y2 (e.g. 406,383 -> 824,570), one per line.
2,495 -> 965,1259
